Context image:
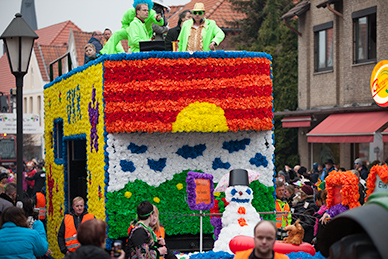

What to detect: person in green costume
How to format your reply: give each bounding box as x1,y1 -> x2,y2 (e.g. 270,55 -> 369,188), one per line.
100,0 -> 163,54
177,2 -> 225,52
129,3 -> 152,53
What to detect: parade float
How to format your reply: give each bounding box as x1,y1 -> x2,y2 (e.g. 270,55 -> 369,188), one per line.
44,51 -> 277,258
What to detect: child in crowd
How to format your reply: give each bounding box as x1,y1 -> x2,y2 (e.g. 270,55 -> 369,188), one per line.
84,43 -> 100,64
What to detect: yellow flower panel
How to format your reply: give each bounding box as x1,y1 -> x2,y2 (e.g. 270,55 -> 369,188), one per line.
43,63 -> 106,258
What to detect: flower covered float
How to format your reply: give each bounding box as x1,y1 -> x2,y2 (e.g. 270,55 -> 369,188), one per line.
44,51 -> 276,258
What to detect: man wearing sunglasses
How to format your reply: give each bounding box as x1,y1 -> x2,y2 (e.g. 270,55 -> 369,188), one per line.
177,3 -> 225,51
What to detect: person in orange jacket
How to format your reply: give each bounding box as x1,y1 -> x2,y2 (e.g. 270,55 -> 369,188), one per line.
274,180 -> 292,240
34,192 -> 46,220
234,221 -> 289,259
57,197 -> 95,255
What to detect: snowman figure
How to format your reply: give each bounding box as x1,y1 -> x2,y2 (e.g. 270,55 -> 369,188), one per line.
213,169 -> 261,253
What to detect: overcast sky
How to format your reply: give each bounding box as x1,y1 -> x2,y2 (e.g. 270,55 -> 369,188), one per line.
0,0 -> 190,55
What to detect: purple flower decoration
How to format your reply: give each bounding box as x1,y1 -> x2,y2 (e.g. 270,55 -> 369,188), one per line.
88,85 -> 99,153
327,203 -> 349,218
210,216 -> 222,240
186,171 -> 214,211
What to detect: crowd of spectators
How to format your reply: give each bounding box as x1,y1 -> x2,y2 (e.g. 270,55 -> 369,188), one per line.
274,157 -> 388,249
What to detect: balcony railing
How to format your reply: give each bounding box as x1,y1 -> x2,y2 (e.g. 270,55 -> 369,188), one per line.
49,52 -> 72,82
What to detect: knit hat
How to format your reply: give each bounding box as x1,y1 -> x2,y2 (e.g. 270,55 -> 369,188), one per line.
301,184 -> 313,196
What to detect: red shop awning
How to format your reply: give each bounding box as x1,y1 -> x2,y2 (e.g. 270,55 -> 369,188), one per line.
383,127 -> 388,142
307,111 -> 388,143
282,116 -> 311,128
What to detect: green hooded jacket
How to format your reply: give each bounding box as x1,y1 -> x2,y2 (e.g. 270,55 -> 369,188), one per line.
177,18 -> 225,51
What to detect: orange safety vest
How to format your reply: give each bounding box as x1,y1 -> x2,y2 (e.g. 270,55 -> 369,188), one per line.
64,213 -> 94,252
35,192 -> 46,220
234,248 -> 289,259
275,200 -> 290,228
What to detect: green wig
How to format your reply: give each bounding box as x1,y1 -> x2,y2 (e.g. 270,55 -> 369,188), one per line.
133,0 -> 154,10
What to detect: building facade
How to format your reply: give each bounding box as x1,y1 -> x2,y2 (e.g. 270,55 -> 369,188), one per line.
279,0 -> 388,169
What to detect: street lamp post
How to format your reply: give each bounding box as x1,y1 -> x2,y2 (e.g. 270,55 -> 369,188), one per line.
0,13 -> 38,202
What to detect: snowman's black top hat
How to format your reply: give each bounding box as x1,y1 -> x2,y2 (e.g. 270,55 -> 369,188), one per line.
229,169 -> 249,187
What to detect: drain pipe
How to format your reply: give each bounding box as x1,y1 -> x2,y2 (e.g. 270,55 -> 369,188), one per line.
283,19 -> 302,37
327,3 -> 343,18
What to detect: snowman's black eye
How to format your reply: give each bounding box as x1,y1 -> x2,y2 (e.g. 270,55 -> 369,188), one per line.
231,189 -> 237,196
246,189 -> 251,195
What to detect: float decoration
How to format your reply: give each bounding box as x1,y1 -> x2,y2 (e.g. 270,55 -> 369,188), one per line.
44,51 -> 276,257
213,169 -> 261,254
366,164 -> 388,201
186,171 -> 215,211
325,170 -> 361,210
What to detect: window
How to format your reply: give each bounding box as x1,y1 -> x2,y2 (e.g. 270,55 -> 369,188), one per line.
37,96 -> 41,126
23,97 -> 27,113
314,22 -> 333,72
54,119 -> 64,160
29,96 -> 33,113
353,6 -> 376,63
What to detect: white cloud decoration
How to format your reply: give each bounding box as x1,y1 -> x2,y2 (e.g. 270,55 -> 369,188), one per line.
106,131 -> 275,192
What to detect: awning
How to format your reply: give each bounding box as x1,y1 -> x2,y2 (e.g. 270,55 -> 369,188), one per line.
282,116 -> 311,128
307,111 -> 388,143
383,128 -> 388,143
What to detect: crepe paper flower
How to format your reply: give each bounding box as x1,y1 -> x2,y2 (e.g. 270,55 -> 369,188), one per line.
44,52 -> 275,248
103,52 -> 273,134
222,138 -> 250,153
249,153 -> 269,168
176,183 -> 183,190
125,191 -> 132,199
327,203 -> 349,218
176,144 -> 206,159
148,158 -> 167,172
210,216 -> 222,241
238,218 -> 248,227
238,207 -> 246,214
326,170 -> 361,209
366,164 -> 388,201
212,158 -> 231,170
44,64 -> 106,258
127,142 -> 148,154
186,171 -> 215,211
153,197 -> 161,203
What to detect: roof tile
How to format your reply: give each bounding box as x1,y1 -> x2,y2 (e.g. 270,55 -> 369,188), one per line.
35,44 -> 67,81
0,55 -> 15,95
35,20 -> 82,46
